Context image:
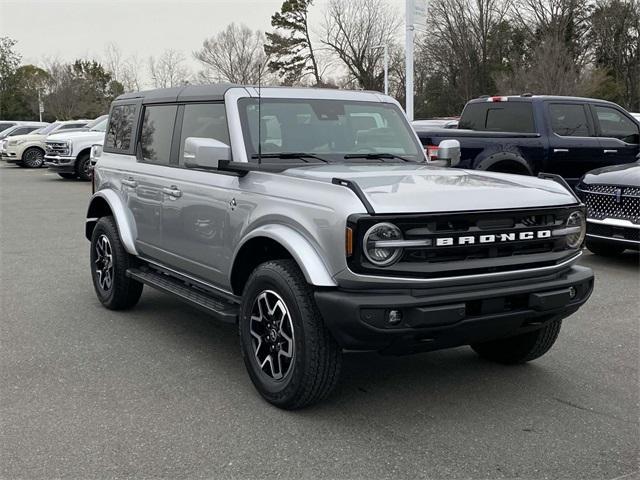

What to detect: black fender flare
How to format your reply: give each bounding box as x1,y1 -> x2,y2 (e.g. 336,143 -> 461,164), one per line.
474,151 -> 533,175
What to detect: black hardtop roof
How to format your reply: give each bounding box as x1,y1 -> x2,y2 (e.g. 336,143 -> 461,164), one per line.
467,94 -> 620,106
114,83 -> 239,104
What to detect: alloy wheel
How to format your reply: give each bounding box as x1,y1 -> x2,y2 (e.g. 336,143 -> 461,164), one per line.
249,290 -> 295,380
94,234 -> 114,291
23,149 -> 43,167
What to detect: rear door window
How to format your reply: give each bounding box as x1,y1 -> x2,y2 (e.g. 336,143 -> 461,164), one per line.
593,105 -> 639,144
549,104 -> 591,137
105,104 -> 137,152
139,105 -> 177,165
459,102 -> 535,133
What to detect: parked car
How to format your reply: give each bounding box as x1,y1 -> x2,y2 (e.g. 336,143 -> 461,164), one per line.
577,161 -> 640,255
2,120 -> 91,168
631,113 -> 640,122
86,85 -> 593,409
412,117 -> 459,129
414,95 -> 640,185
0,122 -> 49,157
45,115 -> 108,180
0,120 -> 44,135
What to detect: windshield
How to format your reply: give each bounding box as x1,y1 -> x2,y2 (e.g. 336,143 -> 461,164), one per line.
238,98 -> 424,163
38,122 -> 61,135
88,115 -> 108,131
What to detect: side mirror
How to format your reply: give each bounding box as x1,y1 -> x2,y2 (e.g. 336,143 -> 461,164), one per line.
184,137 -> 231,170
437,139 -> 461,167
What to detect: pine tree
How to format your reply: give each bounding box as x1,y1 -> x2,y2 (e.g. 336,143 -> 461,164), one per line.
264,0 -> 322,86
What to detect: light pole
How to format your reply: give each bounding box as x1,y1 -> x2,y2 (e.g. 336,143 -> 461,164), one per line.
405,0 -> 415,121
371,44 -> 389,96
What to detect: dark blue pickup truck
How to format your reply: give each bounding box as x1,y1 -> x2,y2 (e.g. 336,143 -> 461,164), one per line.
414,95 -> 640,185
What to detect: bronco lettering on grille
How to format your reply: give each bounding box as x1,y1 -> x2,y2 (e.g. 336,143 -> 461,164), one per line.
435,230 -> 552,246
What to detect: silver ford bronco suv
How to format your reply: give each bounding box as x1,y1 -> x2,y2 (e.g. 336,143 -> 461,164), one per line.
86,85 -> 594,409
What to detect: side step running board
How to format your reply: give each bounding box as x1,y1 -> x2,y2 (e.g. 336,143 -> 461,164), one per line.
127,267 -> 239,323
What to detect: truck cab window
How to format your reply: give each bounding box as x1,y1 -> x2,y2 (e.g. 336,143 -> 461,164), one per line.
179,103 -> 229,165
594,106 -> 639,144
549,104 -> 590,137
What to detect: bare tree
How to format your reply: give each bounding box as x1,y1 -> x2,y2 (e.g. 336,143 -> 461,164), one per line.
104,43 -> 143,92
322,0 -> 401,91
148,49 -> 191,88
194,23 -> 268,84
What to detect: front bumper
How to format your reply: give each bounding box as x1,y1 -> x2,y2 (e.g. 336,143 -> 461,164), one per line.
2,150 -> 21,163
45,155 -> 76,173
586,218 -> 639,250
315,265 -> 594,354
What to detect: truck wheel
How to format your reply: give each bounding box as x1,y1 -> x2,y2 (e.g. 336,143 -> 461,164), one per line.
586,239 -> 625,256
239,259 -> 342,409
76,152 -> 91,181
471,319 -> 562,364
22,148 -> 45,168
90,216 -> 143,310
58,173 -> 77,179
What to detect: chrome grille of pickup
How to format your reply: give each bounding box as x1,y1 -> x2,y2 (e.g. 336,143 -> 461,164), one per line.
349,206 -> 581,279
577,184 -> 640,224
45,141 -> 70,156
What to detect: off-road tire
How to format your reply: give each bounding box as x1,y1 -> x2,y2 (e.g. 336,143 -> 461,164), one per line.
58,173 -> 77,179
471,319 -> 562,364
76,152 -> 92,181
239,259 -> 342,409
586,238 -> 625,257
22,147 -> 45,168
90,216 -> 143,310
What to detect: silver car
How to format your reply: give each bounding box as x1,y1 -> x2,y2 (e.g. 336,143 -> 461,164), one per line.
86,85 -> 594,409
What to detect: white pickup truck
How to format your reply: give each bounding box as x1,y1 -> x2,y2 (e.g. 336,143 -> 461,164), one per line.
45,115 -> 108,180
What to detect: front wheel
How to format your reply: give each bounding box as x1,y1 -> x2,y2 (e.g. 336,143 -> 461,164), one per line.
471,319 -> 562,364
22,148 -> 45,168
239,259 -> 342,409
90,216 -> 143,310
76,153 -> 91,181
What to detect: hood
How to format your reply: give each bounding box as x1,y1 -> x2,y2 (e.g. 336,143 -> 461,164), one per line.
7,133 -> 46,143
47,130 -> 105,142
282,164 -> 577,214
582,162 -> 640,187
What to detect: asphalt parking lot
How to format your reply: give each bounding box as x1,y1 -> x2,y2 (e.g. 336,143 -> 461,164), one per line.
1,163 -> 638,480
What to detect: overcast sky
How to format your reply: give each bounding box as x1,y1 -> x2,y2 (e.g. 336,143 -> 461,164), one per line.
1,0 -> 406,83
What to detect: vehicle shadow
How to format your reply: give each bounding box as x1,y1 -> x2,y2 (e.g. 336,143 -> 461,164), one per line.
581,249 -> 640,270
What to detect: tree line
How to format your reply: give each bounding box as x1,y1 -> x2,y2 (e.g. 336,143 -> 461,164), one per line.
1,0 -> 638,121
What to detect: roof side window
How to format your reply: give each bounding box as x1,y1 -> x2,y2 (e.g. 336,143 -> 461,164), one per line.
178,103 -> 229,166
549,104 -> 590,137
460,102 -> 535,133
139,105 -> 177,165
105,104 -> 137,152
593,105 -> 639,144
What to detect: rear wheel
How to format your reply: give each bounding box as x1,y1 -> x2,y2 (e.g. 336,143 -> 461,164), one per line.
471,319 -> 562,364
90,216 -> 143,310
22,147 -> 45,168
586,238 -> 626,256
76,152 -> 91,181
239,259 -> 342,409
58,173 -> 77,179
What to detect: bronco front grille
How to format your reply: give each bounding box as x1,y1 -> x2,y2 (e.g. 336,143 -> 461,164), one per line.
577,184 -> 640,224
348,206 -> 582,279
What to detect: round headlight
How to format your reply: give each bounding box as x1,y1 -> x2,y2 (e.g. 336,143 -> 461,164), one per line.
566,211 -> 586,248
363,222 -> 403,266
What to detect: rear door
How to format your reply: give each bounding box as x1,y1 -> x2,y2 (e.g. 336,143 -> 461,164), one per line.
591,104 -> 640,167
128,104 -> 178,261
545,102 -> 602,184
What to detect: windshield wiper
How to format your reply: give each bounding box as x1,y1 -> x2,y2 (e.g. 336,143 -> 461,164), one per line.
344,153 -> 413,162
251,152 -> 329,163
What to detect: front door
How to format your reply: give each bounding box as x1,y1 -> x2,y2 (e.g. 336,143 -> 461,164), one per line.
160,102 -> 236,288
545,102 -> 602,184
592,104 -> 640,168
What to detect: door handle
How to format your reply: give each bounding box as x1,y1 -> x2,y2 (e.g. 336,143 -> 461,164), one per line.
603,149 -> 618,153
553,148 -> 569,153
162,186 -> 182,198
122,177 -> 137,188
